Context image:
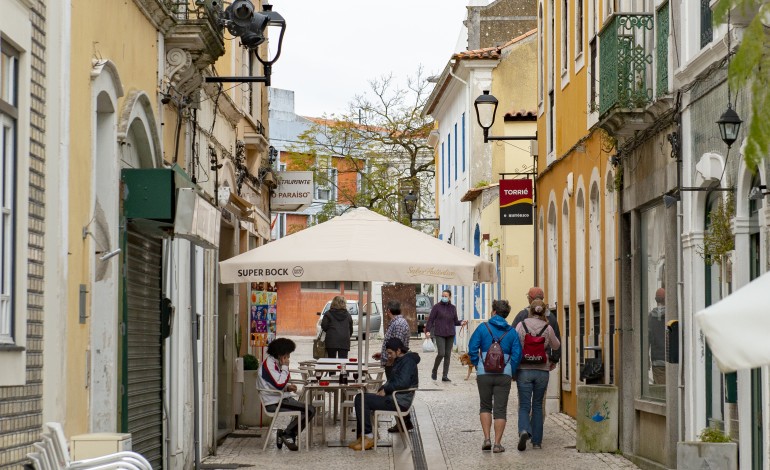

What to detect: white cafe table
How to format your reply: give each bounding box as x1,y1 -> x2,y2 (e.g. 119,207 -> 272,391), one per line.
312,363 -> 369,374
315,358 -> 350,364
303,382 -> 367,449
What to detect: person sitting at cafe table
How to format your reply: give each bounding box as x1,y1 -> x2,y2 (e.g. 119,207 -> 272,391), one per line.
257,337 -> 313,451
349,337 -> 420,451
372,300 -> 413,433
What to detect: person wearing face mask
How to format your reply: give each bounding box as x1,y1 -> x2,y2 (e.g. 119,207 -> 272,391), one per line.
425,289 -> 467,381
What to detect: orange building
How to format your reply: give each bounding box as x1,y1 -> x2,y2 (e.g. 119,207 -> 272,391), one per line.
535,0 -> 619,420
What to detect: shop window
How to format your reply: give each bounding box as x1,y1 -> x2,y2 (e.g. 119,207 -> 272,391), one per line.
640,204 -> 666,401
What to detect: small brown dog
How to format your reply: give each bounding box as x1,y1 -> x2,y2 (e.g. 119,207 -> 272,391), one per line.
458,353 -> 475,380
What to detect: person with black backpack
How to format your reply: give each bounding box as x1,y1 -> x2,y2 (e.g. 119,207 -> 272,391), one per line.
467,300 -> 522,454
514,299 -> 561,452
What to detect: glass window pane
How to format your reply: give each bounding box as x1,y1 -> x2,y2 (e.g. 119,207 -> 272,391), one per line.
641,204 -> 666,401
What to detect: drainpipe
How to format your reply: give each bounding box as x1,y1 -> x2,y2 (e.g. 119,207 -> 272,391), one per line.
191,243 -> 201,470
673,95 -> 685,444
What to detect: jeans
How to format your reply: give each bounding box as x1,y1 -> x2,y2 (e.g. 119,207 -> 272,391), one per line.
516,369 -> 549,445
353,393 -> 397,435
432,335 -> 454,378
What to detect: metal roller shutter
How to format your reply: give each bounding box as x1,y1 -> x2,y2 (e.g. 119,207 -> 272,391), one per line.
125,227 -> 163,469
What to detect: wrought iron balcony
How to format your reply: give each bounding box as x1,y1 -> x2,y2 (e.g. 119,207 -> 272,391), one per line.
599,13 -> 654,115
597,9 -> 673,138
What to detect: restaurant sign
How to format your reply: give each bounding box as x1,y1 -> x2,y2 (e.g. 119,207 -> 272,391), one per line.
499,178 -> 533,225
271,171 -> 314,212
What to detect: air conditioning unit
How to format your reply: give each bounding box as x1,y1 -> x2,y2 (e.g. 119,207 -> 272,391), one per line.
70,433 -> 132,460
174,188 -> 222,249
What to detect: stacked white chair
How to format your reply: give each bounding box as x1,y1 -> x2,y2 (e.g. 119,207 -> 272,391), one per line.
26,422 -> 152,470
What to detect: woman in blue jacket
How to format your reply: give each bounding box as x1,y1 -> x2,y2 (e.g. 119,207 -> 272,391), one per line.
468,300 -> 522,454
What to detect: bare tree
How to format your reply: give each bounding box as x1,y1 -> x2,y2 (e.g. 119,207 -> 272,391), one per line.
288,67 -> 435,225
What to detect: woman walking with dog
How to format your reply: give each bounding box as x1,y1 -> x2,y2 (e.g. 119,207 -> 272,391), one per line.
467,300 -> 522,453
515,298 -> 560,451
425,289 -> 467,381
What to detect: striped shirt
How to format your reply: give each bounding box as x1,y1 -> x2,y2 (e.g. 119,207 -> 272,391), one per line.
381,316 -> 411,364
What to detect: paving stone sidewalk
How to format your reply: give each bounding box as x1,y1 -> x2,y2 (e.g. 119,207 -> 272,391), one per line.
203,336 -> 640,470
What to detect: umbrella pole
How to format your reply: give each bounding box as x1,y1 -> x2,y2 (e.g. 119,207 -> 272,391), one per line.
364,281 -> 371,364
357,282 -> 364,448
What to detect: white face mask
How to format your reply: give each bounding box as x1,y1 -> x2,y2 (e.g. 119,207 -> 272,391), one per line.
440,296 -> 450,303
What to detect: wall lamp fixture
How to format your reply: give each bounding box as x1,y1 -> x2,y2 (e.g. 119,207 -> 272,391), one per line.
749,185 -> 769,200
205,1 -> 286,86
474,91 -> 537,143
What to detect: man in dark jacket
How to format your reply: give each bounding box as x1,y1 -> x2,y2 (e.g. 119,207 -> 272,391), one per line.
349,337 -> 420,451
511,287 -> 561,362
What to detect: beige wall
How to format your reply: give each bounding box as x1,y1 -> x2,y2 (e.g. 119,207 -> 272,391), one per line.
67,0 -> 160,436
486,34 -> 537,310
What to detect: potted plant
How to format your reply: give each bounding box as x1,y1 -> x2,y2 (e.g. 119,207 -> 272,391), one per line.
677,427 -> 737,469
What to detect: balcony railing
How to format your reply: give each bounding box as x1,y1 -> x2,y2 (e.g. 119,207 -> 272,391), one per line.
656,2 -> 669,97
599,14 -> 654,116
164,0 -> 223,37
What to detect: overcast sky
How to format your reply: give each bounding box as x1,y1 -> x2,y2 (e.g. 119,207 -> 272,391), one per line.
269,0 -> 471,118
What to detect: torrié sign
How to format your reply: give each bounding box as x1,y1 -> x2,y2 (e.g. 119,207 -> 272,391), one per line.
271,171 -> 313,211
499,178 -> 533,225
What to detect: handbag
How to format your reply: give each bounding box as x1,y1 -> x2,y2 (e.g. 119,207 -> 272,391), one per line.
313,331 -> 327,359
422,338 -> 436,353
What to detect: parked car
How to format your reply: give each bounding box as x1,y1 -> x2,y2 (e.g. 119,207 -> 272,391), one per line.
416,294 -> 433,334
316,300 -> 382,339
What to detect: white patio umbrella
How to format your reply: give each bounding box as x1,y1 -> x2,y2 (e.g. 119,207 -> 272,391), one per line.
220,207 -> 495,446
695,270 -> 770,372
220,207 -> 496,285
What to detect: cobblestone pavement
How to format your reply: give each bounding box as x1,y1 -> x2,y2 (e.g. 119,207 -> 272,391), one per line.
203,336 -> 640,470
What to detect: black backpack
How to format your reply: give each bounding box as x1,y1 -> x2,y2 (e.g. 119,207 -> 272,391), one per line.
483,323 -> 510,373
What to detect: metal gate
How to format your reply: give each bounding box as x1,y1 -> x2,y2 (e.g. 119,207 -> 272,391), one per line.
123,226 -> 163,469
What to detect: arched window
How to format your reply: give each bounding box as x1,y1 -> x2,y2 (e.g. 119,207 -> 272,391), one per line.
589,182 -> 601,300
548,201 -> 558,303
704,192 -> 725,426
576,189 -> 586,301
538,211 -> 545,288
561,199 -> 571,304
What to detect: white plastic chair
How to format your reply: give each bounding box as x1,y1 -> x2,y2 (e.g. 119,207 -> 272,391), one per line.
35,422 -> 152,470
27,452 -> 47,470
373,388 -> 417,452
257,388 -> 304,452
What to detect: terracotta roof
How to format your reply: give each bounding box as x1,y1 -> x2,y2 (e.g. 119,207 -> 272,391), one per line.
452,45 -> 501,61
460,183 -> 498,203
500,29 -> 538,49
452,29 -> 537,62
504,109 -> 537,120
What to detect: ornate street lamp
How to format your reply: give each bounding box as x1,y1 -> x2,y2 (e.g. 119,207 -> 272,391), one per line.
205,1 -> 286,86
473,90 -> 536,142
716,105 -> 742,148
403,190 -> 418,223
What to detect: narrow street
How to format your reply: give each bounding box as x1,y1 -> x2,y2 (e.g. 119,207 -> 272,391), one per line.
204,337 -> 639,469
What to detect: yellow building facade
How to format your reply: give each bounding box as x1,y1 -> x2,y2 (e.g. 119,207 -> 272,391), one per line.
535,0 -> 619,418
59,1 -> 275,467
